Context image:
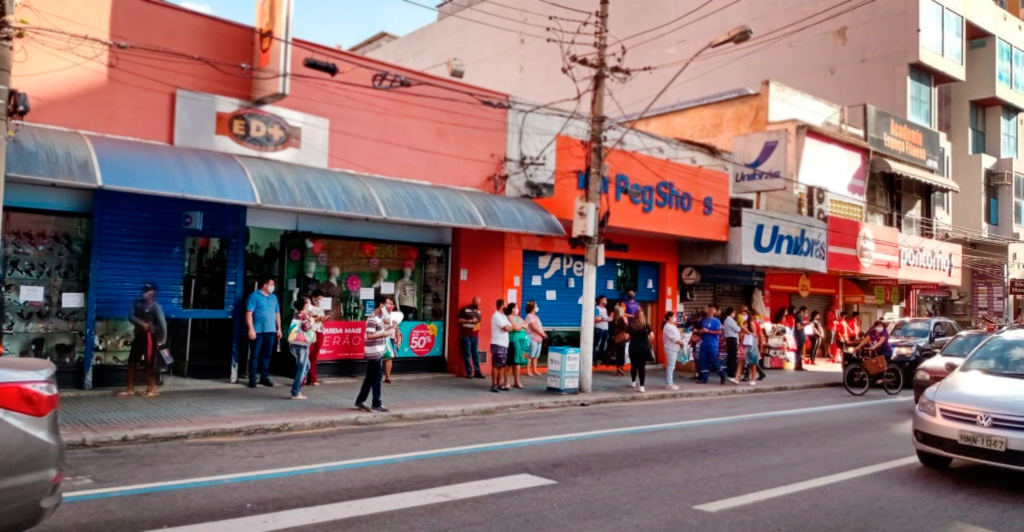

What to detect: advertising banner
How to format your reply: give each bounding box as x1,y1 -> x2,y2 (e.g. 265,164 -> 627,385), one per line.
897,233 -> 962,285
865,105 -> 941,171
317,321 -> 366,361
731,209 -> 827,272
798,133 -> 868,201
731,131 -> 788,193
827,218 -> 899,276
253,0 -> 294,104
397,321 -> 444,358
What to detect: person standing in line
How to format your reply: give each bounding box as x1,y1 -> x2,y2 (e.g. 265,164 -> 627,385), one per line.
287,298 -> 314,400
609,307 -> 629,376
458,297 -> 484,379
305,289 -> 326,387
489,299 -> 514,393
246,275 -> 281,389
808,310 -> 825,365
381,297 -> 400,385
847,311 -> 862,340
698,305 -> 734,385
722,308 -> 741,380
594,296 -> 610,365
524,300 -> 547,376
825,306 -> 839,362
835,311 -> 851,363
624,290 -> 640,323
627,309 -> 654,392
793,306 -> 807,371
783,306 -> 796,329
505,302 -> 530,389
118,283 -> 167,398
662,311 -> 685,390
741,317 -> 764,385
355,294 -> 396,413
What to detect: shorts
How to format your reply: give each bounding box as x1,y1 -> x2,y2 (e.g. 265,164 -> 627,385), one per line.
528,339 -> 543,359
745,344 -> 760,366
490,344 -> 508,368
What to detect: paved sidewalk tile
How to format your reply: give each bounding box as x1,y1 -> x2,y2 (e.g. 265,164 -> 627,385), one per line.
59,365 -> 841,446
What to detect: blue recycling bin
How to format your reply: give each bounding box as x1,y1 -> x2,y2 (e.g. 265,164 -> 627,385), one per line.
546,346 -> 580,394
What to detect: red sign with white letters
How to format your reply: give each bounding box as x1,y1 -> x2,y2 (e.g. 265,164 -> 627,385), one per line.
407,323 -> 436,357
317,321 -> 366,361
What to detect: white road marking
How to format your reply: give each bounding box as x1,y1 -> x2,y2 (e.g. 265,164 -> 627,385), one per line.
944,522 -> 996,532
694,456 -> 918,512
146,474 -> 556,532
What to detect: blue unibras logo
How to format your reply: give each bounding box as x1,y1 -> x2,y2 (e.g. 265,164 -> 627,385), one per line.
735,140 -> 782,183
753,224 -> 826,260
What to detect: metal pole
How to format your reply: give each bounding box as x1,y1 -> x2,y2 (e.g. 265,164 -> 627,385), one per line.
579,0 -> 609,394
0,0 -> 14,235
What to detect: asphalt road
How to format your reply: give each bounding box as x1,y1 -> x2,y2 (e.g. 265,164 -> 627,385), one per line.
35,388 -> 1022,532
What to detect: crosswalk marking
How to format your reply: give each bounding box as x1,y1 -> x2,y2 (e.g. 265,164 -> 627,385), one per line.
146,474 -> 556,532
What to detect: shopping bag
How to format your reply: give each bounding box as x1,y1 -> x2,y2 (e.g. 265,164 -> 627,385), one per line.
159,347 -> 173,366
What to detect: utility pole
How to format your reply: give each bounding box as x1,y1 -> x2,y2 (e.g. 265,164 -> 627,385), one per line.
578,0 -> 609,393
0,0 -> 13,233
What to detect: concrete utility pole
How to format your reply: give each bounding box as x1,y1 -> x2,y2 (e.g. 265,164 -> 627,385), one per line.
0,0 -> 13,233
578,0 -> 610,394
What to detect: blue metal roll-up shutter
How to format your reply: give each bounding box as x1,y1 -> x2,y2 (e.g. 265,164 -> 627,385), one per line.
90,190 -> 245,319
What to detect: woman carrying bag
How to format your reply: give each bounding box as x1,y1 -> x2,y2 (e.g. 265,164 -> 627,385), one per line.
609,308 -> 629,376
627,309 -> 655,393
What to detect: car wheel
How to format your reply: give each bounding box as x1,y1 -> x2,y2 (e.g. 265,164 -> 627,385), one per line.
917,450 -> 952,469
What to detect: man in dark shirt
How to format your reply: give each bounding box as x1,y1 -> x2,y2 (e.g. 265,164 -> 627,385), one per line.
458,297 -> 484,379
793,306 -> 807,371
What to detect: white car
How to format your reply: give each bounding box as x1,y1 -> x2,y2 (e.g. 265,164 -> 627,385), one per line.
913,329 -> 1024,471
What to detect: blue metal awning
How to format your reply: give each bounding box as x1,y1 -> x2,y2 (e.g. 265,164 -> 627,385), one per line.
7,125 -> 564,236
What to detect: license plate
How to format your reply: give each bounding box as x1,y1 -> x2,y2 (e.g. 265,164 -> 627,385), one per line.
958,431 -> 1007,452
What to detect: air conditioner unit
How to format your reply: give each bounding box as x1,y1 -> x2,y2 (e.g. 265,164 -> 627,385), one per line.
989,170 -> 1013,187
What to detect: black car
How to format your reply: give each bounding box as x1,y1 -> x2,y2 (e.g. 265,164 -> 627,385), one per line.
887,317 -> 961,379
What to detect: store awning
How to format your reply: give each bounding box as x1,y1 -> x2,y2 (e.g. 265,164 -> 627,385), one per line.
236,156 -> 565,235
6,125 -> 565,236
871,156 -> 960,193
6,126 -> 99,188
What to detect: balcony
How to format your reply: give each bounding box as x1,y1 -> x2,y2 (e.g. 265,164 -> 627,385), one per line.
962,36 -> 1024,109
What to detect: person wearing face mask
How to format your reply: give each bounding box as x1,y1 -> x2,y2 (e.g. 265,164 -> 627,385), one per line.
857,320 -> 893,361
305,289 -> 326,387
246,274 -> 282,389
624,291 -> 640,324
118,284 -> 167,398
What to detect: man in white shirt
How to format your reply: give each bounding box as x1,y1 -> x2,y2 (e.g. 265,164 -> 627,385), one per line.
490,299 -> 513,393
594,296 -> 610,364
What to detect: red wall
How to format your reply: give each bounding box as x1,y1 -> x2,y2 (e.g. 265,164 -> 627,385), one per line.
447,229 -> 506,374
15,0 -> 508,191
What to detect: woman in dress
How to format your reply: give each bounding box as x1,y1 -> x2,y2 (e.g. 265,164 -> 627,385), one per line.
609,307 -> 629,376
504,302 -> 530,389
627,309 -> 654,393
523,300 -> 547,376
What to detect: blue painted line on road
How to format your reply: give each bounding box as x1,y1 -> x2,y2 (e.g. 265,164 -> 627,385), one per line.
64,396 -> 910,503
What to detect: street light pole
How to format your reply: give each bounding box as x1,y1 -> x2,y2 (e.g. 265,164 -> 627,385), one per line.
0,0 -> 14,234
578,0 -> 610,394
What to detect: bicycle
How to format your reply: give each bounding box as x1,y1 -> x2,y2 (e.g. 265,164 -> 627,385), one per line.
843,347 -> 903,396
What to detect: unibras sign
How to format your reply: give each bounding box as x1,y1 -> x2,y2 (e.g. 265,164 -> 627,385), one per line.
730,209 -> 827,272
731,130 -> 788,194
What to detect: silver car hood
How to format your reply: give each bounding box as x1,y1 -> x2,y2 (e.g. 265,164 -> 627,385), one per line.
918,355 -> 961,372
935,370 -> 1024,414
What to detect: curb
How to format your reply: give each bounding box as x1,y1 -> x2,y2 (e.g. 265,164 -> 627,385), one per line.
62,380 -> 840,448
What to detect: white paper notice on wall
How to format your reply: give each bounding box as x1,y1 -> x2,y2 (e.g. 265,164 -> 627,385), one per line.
531,275 -> 542,286
460,269 -> 468,281
318,298 -> 333,311
568,278 -> 575,288
606,280 -> 614,290
62,292 -> 85,308
647,279 -> 654,289
380,282 -> 396,295
666,298 -> 673,312
667,287 -> 673,296
359,287 -> 376,300
288,278 -> 298,291
578,297 -> 583,305
507,289 -> 518,305
513,276 -> 520,287
19,286 -> 44,303
546,290 -> 557,301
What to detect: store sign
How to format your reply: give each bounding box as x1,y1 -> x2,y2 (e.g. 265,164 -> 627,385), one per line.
798,133 -> 868,200
797,274 -> 811,297
731,209 -> 827,272
865,105 -> 941,170
539,136 -> 729,241
317,321 -> 366,361
827,218 -> 899,276
1009,243 -> 1024,280
1010,279 -> 1024,296
731,131 -> 788,193
398,322 -> 444,358
867,278 -> 900,305
174,90 -> 329,167
253,0 -> 294,104
897,233 -> 962,285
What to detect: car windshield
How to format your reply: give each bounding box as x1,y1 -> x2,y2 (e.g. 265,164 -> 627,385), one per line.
960,337 -> 1024,376
890,321 -> 931,339
940,335 -> 988,358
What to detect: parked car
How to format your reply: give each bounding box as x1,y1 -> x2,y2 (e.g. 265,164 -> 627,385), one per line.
888,317 -> 961,379
913,328 -> 1024,472
0,358 -> 63,532
913,330 -> 991,403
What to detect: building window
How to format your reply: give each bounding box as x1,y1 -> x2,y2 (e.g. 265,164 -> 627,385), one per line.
1015,173 -> 1024,226
1015,48 -> 1024,94
998,39 -> 1013,88
932,190 -> 950,220
943,9 -> 963,64
922,1 -> 943,54
970,103 -> 986,154
1002,107 -> 1018,158
909,67 -> 932,127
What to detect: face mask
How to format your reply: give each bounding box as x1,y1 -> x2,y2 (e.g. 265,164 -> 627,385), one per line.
875,326 -> 884,332
268,285 -> 276,294
628,294 -> 635,301
535,307 -> 540,313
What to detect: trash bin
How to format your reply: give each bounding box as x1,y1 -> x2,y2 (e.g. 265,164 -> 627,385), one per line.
546,346 -> 580,394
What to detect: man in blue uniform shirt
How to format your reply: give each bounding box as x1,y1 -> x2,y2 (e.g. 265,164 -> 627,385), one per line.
698,305 -> 734,385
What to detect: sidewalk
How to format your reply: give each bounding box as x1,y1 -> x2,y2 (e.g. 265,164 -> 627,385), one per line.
59,364 -> 842,447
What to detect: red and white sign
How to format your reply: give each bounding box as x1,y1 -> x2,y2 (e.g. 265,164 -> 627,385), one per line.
827,218 -> 899,276
799,134 -> 868,201
317,321 -> 366,361
406,323 -> 436,357
898,233 -> 962,285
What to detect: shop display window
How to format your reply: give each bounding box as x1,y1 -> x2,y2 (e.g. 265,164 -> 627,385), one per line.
183,236 -> 228,310
90,319 -> 135,366
1,211 -> 90,367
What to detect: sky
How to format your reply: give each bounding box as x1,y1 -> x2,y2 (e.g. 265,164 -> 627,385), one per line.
170,0 -> 436,49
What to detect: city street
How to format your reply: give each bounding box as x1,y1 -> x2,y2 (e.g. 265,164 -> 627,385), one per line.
39,388 -> 1022,532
